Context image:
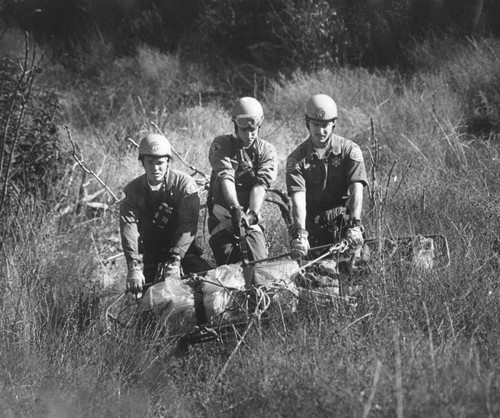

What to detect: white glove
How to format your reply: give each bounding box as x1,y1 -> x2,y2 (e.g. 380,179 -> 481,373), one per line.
127,268 -> 145,295
290,229 -> 310,259
346,226 -> 364,249
162,256 -> 182,281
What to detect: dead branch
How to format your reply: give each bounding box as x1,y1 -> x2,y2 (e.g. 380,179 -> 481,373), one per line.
64,126 -> 120,204
126,136 -> 139,148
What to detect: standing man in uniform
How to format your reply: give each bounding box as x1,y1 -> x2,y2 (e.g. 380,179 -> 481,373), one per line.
120,133 -> 210,295
286,94 -> 367,260
208,97 -> 278,266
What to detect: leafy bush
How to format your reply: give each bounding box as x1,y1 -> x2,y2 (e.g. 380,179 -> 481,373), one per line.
197,0 -> 500,70
198,0 -> 345,72
0,50 -> 70,218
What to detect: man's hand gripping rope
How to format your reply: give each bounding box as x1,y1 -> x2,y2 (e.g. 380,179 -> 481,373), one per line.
297,240 -> 350,273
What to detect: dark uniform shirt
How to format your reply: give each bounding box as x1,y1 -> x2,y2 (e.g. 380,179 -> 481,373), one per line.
286,133 -> 367,217
120,169 -> 200,266
208,134 -> 277,210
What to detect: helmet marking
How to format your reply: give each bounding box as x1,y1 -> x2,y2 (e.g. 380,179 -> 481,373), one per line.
315,108 -> 326,119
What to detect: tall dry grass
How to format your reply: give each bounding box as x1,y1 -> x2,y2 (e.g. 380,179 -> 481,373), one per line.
1,36 -> 500,417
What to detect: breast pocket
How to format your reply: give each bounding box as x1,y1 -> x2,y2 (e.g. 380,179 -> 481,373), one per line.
304,162 -> 323,185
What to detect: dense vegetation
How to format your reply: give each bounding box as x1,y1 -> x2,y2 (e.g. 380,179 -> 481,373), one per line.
1,1 -> 500,417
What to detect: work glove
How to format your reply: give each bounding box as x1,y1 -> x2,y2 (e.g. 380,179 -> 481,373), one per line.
242,210 -> 259,228
126,265 -> 145,295
230,205 -> 245,235
290,228 -> 310,259
162,254 -> 182,281
346,226 -> 364,249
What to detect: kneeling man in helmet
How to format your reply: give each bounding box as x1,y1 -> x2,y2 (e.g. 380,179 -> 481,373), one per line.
207,97 -> 277,266
120,133 -> 210,295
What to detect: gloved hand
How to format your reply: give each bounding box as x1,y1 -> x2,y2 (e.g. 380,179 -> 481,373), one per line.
162,255 -> 182,281
290,228 -> 310,259
126,268 -> 145,295
230,205 -> 245,235
346,226 -> 364,249
242,210 -> 259,228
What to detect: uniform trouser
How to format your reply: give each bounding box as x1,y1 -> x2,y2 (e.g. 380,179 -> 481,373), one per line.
306,207 -> 364,277
306,206 -> 348,260
209,228 -> 267,266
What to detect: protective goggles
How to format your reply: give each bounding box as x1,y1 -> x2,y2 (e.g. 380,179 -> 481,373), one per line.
232,115 -> 263,130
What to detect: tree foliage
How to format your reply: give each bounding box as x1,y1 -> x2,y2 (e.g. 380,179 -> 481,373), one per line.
2,0 -> 500,71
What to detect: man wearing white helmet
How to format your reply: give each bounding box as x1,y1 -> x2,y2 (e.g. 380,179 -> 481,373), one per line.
286,94 -> 367,261
120,133 -> 210,295
208,97 -> 277,265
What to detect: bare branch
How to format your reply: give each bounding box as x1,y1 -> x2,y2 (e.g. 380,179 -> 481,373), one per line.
64,126 -> 120,204
126,136 -> 139,148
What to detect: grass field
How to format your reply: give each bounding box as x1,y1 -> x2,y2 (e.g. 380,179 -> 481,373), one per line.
1,33 -> 500,417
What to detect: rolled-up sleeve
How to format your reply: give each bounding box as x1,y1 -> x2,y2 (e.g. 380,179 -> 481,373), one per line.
209,137 -> 235,183
255,143 -> 277,189
345,144 -> 368,186
286,154 -> 306,195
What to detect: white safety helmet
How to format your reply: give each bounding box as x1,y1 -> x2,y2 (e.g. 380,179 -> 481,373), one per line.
305,94 -> 337,122
231,97 -> 264,129
138,133 -> 172,160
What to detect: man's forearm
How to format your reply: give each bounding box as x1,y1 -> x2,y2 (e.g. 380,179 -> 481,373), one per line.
173,192 -> 201,257
291,191 -> 307,229
120,222 -> 142,266
171,231 -> 196,258
347,182 -> 363,219
249,184 -> 266,213
221,178 -> 240,208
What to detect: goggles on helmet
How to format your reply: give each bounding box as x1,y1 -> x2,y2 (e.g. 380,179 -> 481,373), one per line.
232,115 -> 263,130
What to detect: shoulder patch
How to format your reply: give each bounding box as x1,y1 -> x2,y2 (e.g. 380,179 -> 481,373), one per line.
286,157 -> 298,173
349,146 -> 364,162
209,142 -> 222,159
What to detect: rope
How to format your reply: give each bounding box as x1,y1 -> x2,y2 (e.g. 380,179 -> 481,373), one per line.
298,240 -> 350,273
253,286 -> 272,316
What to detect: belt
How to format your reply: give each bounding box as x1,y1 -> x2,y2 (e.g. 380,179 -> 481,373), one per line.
308,201 -> 346,214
